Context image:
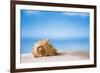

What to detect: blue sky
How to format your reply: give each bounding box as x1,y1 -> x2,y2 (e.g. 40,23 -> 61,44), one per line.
21,10 -> 90,40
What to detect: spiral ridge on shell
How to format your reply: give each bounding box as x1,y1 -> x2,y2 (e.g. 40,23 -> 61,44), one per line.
32,39 -> 57,58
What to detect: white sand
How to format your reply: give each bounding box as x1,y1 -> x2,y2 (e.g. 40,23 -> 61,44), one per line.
21,51 -> 89,63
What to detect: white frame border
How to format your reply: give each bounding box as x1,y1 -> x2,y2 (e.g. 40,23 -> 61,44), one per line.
16,4 -> 94,69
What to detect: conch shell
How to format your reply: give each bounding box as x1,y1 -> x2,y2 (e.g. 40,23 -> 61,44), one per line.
32,39 -> 57,58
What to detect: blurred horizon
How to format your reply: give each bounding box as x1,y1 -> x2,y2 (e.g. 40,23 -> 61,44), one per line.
21,10 -> 90,53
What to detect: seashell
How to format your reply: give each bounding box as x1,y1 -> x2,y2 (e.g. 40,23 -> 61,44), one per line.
32,39 -> 57,58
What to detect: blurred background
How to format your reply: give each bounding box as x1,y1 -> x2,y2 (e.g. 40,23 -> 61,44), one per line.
21,10 -> 90,53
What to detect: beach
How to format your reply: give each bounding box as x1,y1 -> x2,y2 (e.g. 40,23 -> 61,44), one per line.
21,51 -> 89,63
